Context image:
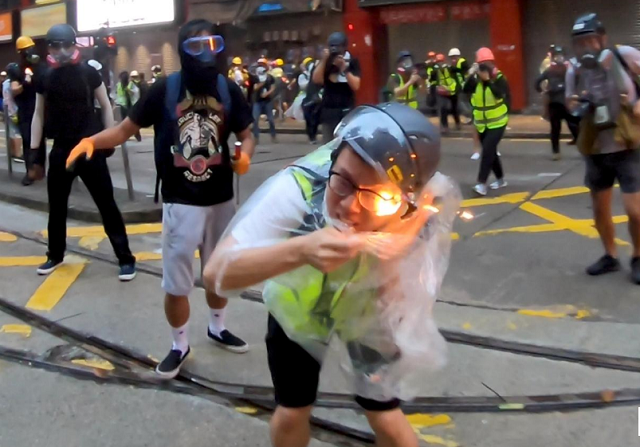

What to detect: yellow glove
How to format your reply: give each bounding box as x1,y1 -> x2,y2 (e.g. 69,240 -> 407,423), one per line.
66,137 -> 95,169
232,151 -> 251,175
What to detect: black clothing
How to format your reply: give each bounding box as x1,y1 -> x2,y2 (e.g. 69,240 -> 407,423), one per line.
548,102 -> 579,154
129,76 -> 253,206
535,63 -> 569,105
321,56 -> 361,111
478,127 -> 505,184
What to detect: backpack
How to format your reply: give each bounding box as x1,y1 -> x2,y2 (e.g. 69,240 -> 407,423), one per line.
153,72 -> 231,203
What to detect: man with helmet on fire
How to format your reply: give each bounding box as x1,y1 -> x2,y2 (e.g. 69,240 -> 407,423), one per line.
204,102 -> 458,447
566,13 -> 640,283
10,35 -> 46,185
30,24 -> 136,280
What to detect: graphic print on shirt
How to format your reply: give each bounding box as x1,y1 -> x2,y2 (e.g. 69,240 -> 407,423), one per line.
172,93 -> 225,183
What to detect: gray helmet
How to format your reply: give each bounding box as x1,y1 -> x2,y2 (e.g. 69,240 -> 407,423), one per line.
334,103 -> 441,196
46,24 -> 77,45
328,32 -> 347,47
397,50 -> 413,63
572,13 -> 605,37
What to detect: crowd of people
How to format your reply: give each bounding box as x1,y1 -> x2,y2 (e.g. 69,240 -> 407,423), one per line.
0,9 -> 638,447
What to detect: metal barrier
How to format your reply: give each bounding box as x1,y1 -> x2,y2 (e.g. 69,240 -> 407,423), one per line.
4,105 -> 12,176
114,105 -> 135,201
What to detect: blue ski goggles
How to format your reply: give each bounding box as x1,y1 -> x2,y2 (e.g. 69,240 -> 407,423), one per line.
182,35 -> 225,62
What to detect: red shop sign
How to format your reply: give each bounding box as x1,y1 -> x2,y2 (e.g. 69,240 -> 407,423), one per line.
379,3 -> 447,25
450,1 -> 491,21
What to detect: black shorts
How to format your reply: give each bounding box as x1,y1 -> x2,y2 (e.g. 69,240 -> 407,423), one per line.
585,149 -> 640,194
265,314 -> 401,412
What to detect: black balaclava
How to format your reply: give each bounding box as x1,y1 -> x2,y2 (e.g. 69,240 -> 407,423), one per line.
178,19 -> 219,95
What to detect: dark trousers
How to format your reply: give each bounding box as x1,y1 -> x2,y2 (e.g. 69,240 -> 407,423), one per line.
548,102 -> 579,154
478,126 -> 505,184
47,140 -> 134,266
439,94 -> 460,129
303,104 -> 319,142
321,108 -> 349,144
18,112 -> 46,170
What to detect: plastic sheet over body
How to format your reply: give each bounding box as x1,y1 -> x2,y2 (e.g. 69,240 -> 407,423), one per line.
215,141 -> 461,401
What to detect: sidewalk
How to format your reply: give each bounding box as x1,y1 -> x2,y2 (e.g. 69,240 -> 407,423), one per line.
260,113 -> 570,139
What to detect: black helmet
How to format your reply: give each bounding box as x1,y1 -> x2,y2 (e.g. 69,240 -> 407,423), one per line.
334,103 -> 441,195
552,45 -> 564,55
6,62 -> 20,80
328,32 -> 347,47
46,24 -> 77,44
572,13 -> 605,37
397,50 -> 413,63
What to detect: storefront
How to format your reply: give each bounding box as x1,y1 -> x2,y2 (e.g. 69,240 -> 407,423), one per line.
522,0 -> 640,111
73,0 -> 186,79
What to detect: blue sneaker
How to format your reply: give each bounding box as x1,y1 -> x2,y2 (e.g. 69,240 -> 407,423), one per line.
118,263 -> 136,282
36,258 -> 63,275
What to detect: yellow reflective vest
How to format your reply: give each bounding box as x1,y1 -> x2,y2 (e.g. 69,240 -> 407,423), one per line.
455,57 -> 467,87
391,73 -> 418,109
471,72 -> 509,132
437,65 -> 457,95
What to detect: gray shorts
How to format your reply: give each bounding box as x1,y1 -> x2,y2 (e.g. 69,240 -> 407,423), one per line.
8,119 -> 20,139
161,201 -> 235,296
585,149 -> 640,194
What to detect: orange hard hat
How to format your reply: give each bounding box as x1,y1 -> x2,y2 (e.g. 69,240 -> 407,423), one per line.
427,51 -> 436,58
476,47 -> 495,63
435,53 -> 445,62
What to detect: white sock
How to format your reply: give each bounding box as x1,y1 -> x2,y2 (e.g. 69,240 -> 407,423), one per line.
208,307 -> 226,337
171,323 -> 189,355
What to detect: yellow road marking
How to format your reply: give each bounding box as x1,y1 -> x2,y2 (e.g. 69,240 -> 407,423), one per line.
407,414 -> 452,428
462,322 -> 472,330
42,223 -> 163,239
0,256 -> 48,266
416,434 -> 459,447
79,236 -> 105,251
517,305 -> 594,320
0,231 -> 17,242
71,359 -> 115,371
474,223 -> 561,237
235,406 -> 258,415
519,202 -> 630,246
462,192 -> 530,208
517,309 -> 566,319
134,252 -> 163,261
26,263 -> 86,311
451,233 -> 460,241
532,186 -> 589,200
0,324 -> 31,337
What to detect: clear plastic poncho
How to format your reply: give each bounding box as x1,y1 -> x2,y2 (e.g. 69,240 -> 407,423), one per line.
215,140 -> 461,401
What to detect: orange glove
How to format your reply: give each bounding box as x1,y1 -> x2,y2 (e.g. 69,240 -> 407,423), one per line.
66,137 -> 95,170
232,151 -> 251,175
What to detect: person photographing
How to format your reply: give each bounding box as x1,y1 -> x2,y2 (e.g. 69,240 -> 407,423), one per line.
313,32 -> 361,143
387,50 -> 423,109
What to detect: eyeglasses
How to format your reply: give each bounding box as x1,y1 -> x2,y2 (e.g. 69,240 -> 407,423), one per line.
48,41 -> 74,51
328,171 -> 402,216
182,35 -> 225,57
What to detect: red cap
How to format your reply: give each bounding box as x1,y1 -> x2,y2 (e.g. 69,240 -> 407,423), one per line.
435,53 -> 445,62
476,47 -> 495,63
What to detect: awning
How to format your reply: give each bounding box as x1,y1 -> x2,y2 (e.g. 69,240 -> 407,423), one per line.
188,0 -> 324,24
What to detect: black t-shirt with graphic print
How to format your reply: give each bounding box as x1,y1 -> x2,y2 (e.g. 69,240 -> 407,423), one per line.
130,75 -> 253,206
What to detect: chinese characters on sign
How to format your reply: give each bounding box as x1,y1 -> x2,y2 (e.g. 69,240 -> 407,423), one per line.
379,0 -> 490,25
450,1 -> 491,21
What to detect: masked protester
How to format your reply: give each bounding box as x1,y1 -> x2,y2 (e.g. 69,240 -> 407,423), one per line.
431,53 -> 461,133
150,64 -> 162,85
30,24 -> 136,279
535,46 -> 579,160
66,19 -> 256,377
387,50 -> 422,109
313,32 -> 362,143
204,103 -> 458,447
464,47 -> 510,196
251,58 -> 277,144
566,13 -> 640,283
10,35 -> 46,185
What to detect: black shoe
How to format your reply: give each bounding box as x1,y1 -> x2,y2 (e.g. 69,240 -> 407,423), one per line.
37,258 -> 63,275
155,347 -> 190,379
207,328 -> 249,353
567,139 -> 577,146
21,175 -> 33,186
586,255 -> 621,276
631,257 -> 640,285
118,263 -> 136,282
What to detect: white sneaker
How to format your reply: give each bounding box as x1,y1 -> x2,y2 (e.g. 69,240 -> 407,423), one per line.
470,152 -> 480,161
490,179 -> 508,190
473,184 -> 488,196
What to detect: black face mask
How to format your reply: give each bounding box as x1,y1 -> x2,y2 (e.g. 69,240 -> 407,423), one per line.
21,48 -> 40,65
580,52 -> 600,69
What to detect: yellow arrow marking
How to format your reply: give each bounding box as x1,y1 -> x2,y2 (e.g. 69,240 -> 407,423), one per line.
26,263 -> 86,311
71,359 -> 115,371
78,236 -> 105,251
0,324 -> 32,337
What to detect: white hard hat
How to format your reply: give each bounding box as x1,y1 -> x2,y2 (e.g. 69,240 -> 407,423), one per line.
87,60 -> 102,71
130,70 -> 139,77
1,71 -> 6,76
448,48 -> 461,57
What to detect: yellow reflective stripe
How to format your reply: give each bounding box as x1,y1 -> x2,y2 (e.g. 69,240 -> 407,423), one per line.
291,170 -> 313,203
394,76 -> 417,104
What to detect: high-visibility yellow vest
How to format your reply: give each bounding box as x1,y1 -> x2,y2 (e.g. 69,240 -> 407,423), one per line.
392,74 -> 418,109
437,65 -> 457,94
261,146 -> 376,344
471,72 -> 509,132
455,58 -> 467,87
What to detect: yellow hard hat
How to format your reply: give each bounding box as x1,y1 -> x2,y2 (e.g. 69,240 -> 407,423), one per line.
232,57 -> 242,65
16,36 -> 35,51
276,58 -> 284,66
302,57 -> 313,66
